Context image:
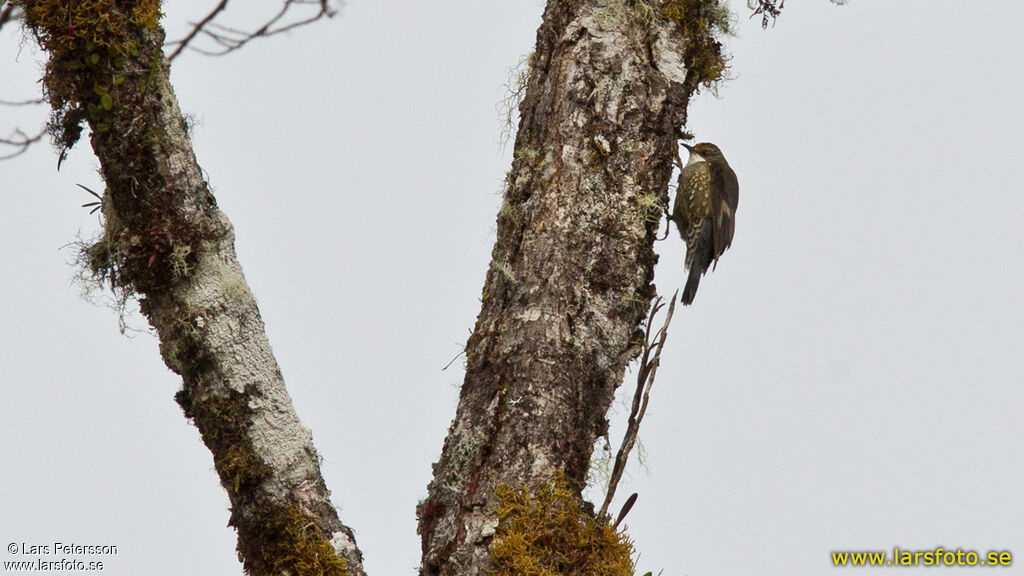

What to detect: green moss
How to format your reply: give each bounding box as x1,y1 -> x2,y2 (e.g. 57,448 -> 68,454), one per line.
491,471 -> 635,576
22,0 -> 163,151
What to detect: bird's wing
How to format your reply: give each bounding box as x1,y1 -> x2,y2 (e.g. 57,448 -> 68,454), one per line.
710,162 -> 738,258
672,164 -> 694,235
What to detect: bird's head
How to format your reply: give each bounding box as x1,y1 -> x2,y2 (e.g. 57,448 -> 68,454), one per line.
682,142 -> 725,161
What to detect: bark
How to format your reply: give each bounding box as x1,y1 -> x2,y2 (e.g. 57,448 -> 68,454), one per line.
18,2 -> 363,574
417,0 -> 723,574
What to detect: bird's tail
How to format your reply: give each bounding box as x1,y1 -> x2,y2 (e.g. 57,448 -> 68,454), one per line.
681,220 -> 713,305
681,263 -> 702,305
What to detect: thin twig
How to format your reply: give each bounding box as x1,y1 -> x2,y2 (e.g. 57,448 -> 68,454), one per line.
0,97 -> 46,106
0,128 -> 45,160
166,0 -> 334,60
442,348 -> 465,371
599,290 -> 679,519
0,2 -> 21,32
0,82 -> 47,160
167,0 -> 229,61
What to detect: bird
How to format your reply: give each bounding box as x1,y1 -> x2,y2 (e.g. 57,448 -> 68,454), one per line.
672,142 -> 738,305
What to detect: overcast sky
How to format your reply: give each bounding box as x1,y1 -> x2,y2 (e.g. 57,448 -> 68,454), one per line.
2,1 -> 1023,575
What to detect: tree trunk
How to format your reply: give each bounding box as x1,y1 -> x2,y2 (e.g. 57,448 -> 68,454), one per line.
18,2 -> 363,574
417,0 -> 725,574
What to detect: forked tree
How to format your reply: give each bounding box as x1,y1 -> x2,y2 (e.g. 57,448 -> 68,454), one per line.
1,0 -> 836,574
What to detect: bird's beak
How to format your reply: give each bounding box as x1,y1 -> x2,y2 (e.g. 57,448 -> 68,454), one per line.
681,142 -> 694,153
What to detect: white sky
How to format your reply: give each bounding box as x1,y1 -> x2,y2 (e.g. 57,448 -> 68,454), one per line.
2,1 -> 1023,575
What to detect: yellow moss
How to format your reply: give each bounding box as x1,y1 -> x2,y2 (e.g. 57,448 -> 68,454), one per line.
130,0 -> 162,28
491,471 -> 635,576
242,504 -> 349,576
28,0 -> 162,52
661,0 -> 732,91
220,443 -> 268,495
183,386 -> 347,575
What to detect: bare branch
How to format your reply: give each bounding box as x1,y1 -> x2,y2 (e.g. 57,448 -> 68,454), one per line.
166,0 -> 229,61
167,0 -> 335,61
0,97 -> 46,106
599,291 -> 679,519
0,127 -> 45,160
0,2 -> 23,32
1,2 -> 44,160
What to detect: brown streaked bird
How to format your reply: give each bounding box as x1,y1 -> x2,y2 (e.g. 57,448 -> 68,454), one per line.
673,142 -> 738,305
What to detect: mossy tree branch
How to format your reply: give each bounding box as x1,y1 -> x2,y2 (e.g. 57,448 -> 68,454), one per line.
16,1 -> 363,573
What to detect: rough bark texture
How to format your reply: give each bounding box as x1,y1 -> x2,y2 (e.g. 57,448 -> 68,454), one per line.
19,2 -> 363,574
417,0 -> 722,574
